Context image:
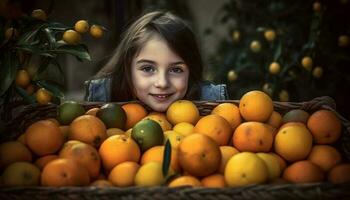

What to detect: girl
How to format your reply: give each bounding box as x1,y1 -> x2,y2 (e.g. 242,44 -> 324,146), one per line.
85,11 -> 228,112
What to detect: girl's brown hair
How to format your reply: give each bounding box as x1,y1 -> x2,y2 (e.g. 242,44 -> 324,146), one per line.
94,11 -> 203,101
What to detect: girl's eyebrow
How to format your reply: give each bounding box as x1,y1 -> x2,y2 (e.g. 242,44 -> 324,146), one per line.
136,59 -> 185,65
136,59 -> 156,64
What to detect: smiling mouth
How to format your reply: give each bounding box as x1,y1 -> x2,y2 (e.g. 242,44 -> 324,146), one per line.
149,93 -> 173,99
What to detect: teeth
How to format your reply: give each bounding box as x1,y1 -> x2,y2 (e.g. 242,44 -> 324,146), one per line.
153,94 -> 169,98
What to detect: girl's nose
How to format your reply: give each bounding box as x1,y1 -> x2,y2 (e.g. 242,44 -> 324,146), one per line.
154,73 -> 169,88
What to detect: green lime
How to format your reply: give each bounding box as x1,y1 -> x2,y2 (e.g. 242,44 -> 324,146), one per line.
96,103 -> 126,129
131,119 -> 164,152
282,109 -> 310,124
57,101 -> 85,125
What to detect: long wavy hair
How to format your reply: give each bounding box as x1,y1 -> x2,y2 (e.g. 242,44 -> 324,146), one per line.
94,11 -> 203,101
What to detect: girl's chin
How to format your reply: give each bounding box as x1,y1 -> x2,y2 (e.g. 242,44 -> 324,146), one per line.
148,103 -> 169,112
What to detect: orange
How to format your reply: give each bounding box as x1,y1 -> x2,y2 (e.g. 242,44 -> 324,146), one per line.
211,103 -> 242,130
313,67 -> 323,78
307,145 -> 342,172
31,9 -> 47,21
163,130 -> 185,149
256,153 -> 281,181
307,110 -> 342,144
5,27 -> 19,40
264,29 -> 276,42
269,62 -> 281,74
59,140 -> 101,179
143,113 -> 172,131
25,120 -> 63,156
46,118 -> 60,126
34,155 -> 58,171
201,174 -> 227,188
36,88 -> 52,105
193,114 -> 232,146
227,70 -> 238,81
106,128 -> 125,137
90,25 -> 104,38
108,161 -> 140,187
224,152 -> 268,187
250,40 -> 262,53
25,84 -> 35,95
338,35 -> 350,47
59,125 -> 69,142
218,146 -> 239,174
0,141 -> 32,170
239,90 -> 273,122
85,107 -> 100,116
74,20 -> 89,34
99,135 -> 140,171
173,122 -> 194,137
328,164 -> 350,183
17,133 -> 26,145
125,128 -> 132,137
15,69 -> 30,88
178,133 -> 221,177
283,160 -> 324,183
122,103 -> 148,130
313,2 -> 321,12
62,30 -> 81,45
69,115 -> 107,148
269,152 -> 287,172
168,176 -> 202,187
279,121 -> 305,129
279,90 -> 289,102
301,56 -> 313,71
232,122 -> 274,152
41,158 -> 90,186
274,123 -> 313,162
90,179 -> 113,187
166,100 -> 199,125
134,162 -> 172,186
266,111 -> 282,128
2,162 -> 41,186
140,145 -> 180,172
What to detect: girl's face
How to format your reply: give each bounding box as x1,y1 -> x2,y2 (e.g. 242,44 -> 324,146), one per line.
131,36 -> 189,112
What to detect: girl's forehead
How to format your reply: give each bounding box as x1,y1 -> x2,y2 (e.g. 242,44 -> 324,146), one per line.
134,36 -> 184,63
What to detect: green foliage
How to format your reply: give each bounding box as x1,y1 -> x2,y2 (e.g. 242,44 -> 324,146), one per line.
207,0 -> 350,103
0,12 -> 91,121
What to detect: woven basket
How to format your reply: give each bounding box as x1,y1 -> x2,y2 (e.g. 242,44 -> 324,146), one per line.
1,96 -> 350,200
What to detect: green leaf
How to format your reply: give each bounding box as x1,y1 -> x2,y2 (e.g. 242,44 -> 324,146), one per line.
0,52 -> 18,96
43,27 -> 56,48
17,24 -> 47,45
15,45 -> 55,58
47,22 -> 70,31
15,86 -> 36,104
36,57 -> 51,75
273,42 -> 282,61
51,59 -> 65,78
162,139 -> 172,177
35,80 -> 64,98
49,44 -> 91,61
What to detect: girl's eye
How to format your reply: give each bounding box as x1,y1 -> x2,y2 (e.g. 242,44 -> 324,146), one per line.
170,67 -> 184,73
140,65 -> 155,73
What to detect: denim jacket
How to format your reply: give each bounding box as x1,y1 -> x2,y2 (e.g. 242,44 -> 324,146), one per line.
84,78 -> 229,102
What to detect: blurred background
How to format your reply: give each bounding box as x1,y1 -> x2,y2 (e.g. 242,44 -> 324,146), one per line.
1,0 -> 350,119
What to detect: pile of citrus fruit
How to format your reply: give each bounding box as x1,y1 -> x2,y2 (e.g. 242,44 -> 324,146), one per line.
1,90 -> 350,187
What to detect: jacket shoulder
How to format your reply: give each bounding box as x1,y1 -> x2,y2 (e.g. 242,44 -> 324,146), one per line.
200,81 -> 229,100
84,77 -> 111,102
